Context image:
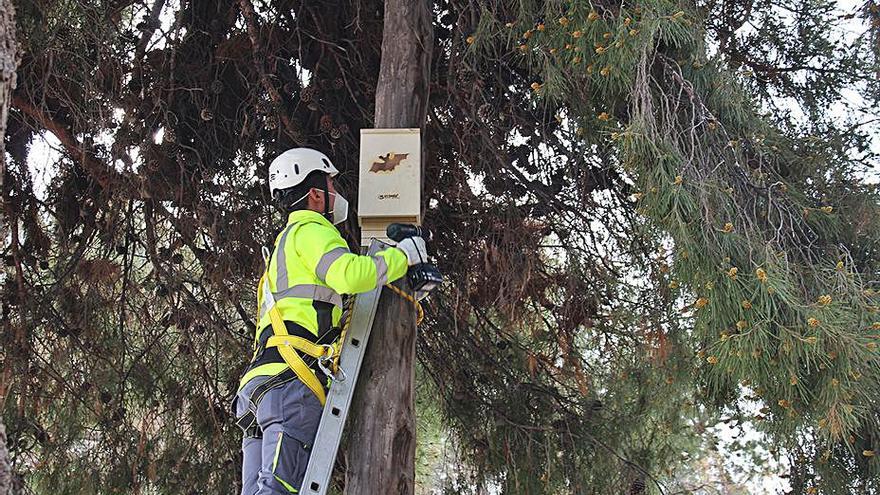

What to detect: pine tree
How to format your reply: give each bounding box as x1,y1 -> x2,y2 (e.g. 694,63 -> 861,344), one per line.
2,1 -> 878,494
0,0 -> 18,492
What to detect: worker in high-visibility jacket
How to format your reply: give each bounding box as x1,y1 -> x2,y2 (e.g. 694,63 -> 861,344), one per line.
234,148 -> 427,495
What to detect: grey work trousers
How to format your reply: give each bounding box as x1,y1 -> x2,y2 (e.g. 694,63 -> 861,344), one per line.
237,375 -> 324,495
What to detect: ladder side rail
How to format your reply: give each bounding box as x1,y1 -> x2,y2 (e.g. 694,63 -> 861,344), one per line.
301,240 -> 385,495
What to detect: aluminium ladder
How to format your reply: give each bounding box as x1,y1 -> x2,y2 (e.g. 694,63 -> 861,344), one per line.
300,240 -> 387,495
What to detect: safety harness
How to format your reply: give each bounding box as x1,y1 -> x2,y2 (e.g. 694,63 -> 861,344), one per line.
234,222 -> 424,440
235,225 -> 348,439
256,268 -> 337,405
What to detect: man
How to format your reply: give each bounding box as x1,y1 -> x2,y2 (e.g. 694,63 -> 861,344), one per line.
234,148 -> 427,494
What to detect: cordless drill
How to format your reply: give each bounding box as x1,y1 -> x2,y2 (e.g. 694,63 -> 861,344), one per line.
386,223 -> 443,294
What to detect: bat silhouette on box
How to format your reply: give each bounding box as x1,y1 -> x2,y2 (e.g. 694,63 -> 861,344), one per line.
370,152 -> 409,173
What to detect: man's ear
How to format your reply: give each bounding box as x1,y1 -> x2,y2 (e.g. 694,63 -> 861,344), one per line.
308,187 -> 324,206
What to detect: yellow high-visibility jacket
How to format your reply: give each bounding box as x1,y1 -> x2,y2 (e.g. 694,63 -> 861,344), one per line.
239,209 -> 408,389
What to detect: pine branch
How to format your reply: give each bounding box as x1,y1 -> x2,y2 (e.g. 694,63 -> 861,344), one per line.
11,94 -> 138,193
238,0 -> 306,145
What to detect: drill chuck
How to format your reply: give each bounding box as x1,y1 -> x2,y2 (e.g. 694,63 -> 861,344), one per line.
386,223 -> 431,243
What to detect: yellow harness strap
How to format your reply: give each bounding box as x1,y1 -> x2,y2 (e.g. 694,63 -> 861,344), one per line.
255,266 -> 332,406
265,304 -> 330,406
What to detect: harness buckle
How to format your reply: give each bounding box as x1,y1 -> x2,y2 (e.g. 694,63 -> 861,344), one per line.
235,409 -> 262,439
317,345 -> 347,383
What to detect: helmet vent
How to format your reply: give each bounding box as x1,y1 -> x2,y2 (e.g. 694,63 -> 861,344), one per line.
294,164 -> 300,174
322,158 -> 330,168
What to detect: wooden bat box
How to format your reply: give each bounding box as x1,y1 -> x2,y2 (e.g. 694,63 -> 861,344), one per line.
358,128 -> 421,247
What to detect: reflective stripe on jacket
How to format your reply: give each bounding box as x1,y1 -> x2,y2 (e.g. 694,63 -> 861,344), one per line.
241,209 -> 408,387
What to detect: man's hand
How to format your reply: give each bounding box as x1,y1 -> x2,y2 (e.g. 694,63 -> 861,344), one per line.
396,236 -> 427,266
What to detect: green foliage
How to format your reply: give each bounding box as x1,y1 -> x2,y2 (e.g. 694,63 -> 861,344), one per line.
3,0 -> 879,494
453,0 -> 880,492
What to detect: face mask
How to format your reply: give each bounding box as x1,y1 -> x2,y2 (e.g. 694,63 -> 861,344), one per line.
329,192 -> 349,225
281,189 -> 347,224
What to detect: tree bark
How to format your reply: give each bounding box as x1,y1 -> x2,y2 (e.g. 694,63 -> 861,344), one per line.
0,0 -> 15,164
344,1 -> 432,494
0,0 -> 17,493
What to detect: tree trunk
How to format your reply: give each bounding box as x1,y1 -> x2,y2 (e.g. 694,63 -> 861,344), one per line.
0,423 -> 9,495
344,1 -> 432,494
0,0 -> 17,493
0,0 -> 15,162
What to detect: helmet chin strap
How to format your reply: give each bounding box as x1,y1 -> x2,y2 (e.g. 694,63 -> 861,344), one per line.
321,174 -> 331,222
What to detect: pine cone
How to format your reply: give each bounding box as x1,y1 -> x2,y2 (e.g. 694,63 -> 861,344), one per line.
319,115 -> 333,132
300,86 -> 316,102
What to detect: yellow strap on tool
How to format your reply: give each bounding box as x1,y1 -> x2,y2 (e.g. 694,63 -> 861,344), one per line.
331,297 -> 355,375
328,283 -> 424,375
384,283 -> 424,324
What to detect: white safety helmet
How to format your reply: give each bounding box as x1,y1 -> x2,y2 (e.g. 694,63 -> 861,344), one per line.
268,148 -> 339,197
